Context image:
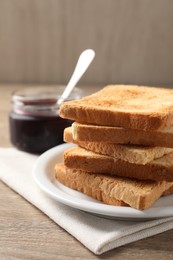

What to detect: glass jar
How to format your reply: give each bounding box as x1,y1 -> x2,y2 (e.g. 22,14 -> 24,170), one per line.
9,86 -> 83,154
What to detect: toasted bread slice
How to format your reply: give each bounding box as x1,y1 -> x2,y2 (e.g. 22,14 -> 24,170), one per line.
71,122 -> 173,148
163,185 -> 173,196
59,85 -> 173,131
64,127 -> 173,165
55,163 -> 173,210
64,146 -> 173,182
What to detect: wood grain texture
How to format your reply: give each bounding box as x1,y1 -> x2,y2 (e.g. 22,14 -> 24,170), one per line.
0,0 -> 173,86
0,85 -> 173,259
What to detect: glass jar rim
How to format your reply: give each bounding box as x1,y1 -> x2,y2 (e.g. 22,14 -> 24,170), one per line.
12,85 -> 83,105
11,85 -> 83,115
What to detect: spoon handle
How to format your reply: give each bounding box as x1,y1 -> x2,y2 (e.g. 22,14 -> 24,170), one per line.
57,49 -> 95,106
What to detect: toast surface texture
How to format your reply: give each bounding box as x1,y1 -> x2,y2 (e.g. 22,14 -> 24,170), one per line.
55,163 -> 173,210
71,122 -> 173,148
64,146 -> 173,182
64,127 -> 173,164
163,185 -> 173,196
59,85 -> 173,130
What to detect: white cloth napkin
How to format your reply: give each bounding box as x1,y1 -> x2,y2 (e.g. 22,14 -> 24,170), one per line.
0,147 -> 173,255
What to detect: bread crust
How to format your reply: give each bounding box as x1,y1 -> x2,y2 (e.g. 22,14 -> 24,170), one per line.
163,185 -> 173,196
71,122 -> 173,148
55,163 -> 173,210
64,127 -> 173,165
64,146 -> 173,182
59,85 -> 173,130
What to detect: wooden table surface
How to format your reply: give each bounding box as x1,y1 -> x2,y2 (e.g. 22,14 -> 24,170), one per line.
0,85 -> 173,260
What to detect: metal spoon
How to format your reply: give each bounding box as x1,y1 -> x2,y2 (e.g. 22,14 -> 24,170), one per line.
57,49 -> 95,106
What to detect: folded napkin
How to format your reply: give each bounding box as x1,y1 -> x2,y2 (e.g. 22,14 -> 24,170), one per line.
0,147 -> 173,255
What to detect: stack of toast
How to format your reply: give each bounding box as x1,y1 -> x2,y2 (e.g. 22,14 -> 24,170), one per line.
55,85 -> 173,210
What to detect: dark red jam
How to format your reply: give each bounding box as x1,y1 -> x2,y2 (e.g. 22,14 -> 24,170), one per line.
9,112 -> 73,154
9,86 -> 82,154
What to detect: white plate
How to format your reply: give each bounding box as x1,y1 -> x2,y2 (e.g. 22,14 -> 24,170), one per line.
33,143 -> 173,221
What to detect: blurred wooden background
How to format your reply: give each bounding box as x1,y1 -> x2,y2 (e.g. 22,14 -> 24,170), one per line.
0,0 -> 173,87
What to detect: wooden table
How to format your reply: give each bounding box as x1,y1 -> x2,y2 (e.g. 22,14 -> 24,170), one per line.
0,85 -> 173,259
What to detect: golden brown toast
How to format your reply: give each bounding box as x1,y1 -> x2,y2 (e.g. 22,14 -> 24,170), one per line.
59,85 -> 173,131
163,185 -> 173,196
64,127 -> 173,164
71,122 -> 173,148
55,163 -> 173,210
64,146 -> 173,182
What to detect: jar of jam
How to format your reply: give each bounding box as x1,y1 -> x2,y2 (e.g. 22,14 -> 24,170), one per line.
9,86 -> 83,154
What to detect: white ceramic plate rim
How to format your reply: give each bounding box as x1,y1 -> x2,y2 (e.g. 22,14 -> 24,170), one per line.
32,143 -> 173,220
